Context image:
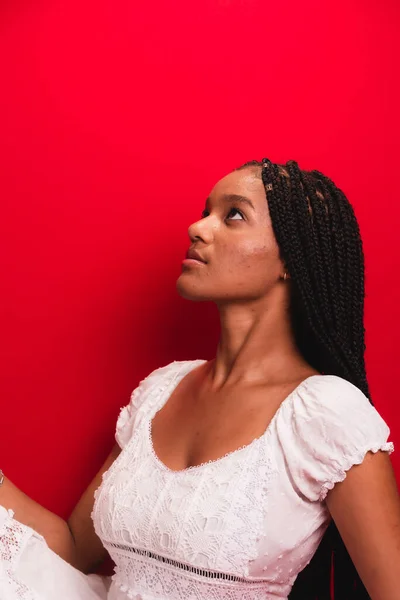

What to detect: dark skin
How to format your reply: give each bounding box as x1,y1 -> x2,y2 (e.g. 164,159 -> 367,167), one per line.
151,167 -> 319,472
176,166 -> 316,387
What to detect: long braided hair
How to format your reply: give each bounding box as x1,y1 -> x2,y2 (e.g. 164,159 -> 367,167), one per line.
235,158 -> 372,599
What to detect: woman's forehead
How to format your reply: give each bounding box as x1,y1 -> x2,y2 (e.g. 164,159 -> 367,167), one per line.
210,168 -> 266,205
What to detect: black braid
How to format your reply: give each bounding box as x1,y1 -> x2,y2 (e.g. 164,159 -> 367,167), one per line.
236,158 -> 372,600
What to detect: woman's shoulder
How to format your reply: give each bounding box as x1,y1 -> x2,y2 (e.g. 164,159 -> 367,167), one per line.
115,359 -> 207,449
273,372 -> 378,447
136,358 -> 207,384
274,373 -> 394,502
291,372 -> 379,423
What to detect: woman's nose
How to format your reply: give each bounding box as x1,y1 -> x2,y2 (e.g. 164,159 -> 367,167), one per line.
188,217 -> 213,244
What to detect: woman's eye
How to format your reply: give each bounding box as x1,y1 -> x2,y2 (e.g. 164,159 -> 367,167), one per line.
200,208 -> 244,221
227,208 -> 244,221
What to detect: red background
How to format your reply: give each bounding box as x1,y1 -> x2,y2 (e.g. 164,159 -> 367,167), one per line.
0,0 -> 399,519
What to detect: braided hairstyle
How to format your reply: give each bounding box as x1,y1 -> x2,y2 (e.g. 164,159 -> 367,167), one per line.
235,158 -> 372,599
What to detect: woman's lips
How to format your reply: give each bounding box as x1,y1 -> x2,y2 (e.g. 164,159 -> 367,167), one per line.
182,258 -> 206,266
185,248 -> 207,263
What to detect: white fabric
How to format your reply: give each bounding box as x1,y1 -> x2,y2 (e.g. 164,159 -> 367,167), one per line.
0,359 -> 394,599
0,504 -> 110,600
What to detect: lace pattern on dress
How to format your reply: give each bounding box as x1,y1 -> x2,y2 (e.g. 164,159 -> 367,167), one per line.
0,508 -> 39,600
109,550 -> 278,600
106,542 -> 259,583
93,422 -> 278,573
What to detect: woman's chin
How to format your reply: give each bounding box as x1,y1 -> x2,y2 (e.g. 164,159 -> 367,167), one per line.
175,278 -> 209,302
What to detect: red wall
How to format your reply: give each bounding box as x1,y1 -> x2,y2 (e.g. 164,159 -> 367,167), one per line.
0,0 -> 399,518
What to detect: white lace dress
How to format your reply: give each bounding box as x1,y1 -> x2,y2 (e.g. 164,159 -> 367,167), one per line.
0,359 -> 395,600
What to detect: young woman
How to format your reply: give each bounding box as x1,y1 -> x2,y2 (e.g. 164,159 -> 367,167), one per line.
1,158 -> 399,600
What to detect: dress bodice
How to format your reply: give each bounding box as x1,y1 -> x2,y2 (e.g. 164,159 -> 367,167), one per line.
91,359 -> 394,600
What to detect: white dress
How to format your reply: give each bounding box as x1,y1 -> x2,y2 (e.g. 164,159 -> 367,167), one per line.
0,359 -> 395,600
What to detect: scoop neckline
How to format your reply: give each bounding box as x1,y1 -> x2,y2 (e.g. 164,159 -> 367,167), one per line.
145,359 -> 322,476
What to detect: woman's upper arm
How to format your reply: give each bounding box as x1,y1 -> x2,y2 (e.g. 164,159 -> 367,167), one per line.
326,450 -> 400,600
67,442 -> 121,574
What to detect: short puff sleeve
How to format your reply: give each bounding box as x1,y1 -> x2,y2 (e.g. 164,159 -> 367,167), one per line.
276,375 -> 394,502
115,361 -> 178,449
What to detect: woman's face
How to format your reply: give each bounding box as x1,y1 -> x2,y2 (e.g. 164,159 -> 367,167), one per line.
176,167 -> 286,303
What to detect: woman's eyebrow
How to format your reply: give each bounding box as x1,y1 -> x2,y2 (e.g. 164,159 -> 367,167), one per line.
205,194 -> 255,211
